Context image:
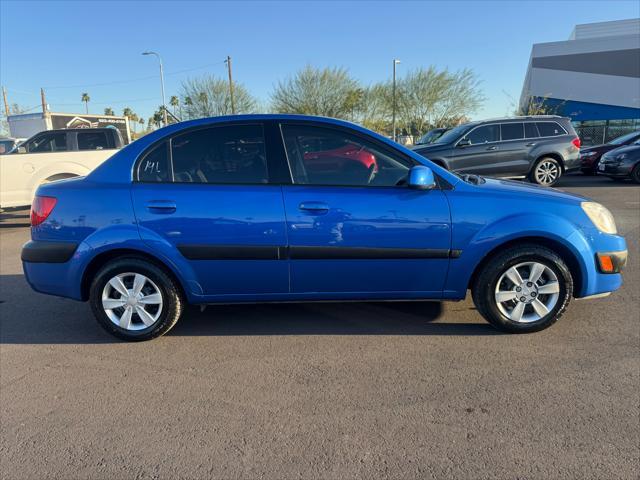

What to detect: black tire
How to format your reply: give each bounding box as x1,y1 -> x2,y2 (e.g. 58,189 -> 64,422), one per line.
472,244 -> 573,333
529,157 -> 562,186
632,164 -> 640,184
89,257 -> 183,341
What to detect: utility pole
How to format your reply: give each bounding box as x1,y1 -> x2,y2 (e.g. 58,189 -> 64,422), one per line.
225,56 -> 236,114
2,87 -> 9,117
392,59 -> 400,142
40,88 -> 47,113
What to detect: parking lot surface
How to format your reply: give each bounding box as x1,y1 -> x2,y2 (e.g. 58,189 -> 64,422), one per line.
1,175 -> 638,479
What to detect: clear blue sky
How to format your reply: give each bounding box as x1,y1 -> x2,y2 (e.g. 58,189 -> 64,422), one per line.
1,0 -> 638,122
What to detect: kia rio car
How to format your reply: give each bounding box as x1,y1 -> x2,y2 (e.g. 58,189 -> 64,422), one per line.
22,115 -> 627,341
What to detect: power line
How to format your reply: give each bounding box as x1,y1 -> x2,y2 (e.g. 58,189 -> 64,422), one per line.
42,60 -> 226,90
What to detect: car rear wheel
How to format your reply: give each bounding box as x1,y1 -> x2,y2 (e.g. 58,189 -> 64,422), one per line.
632,164 -> 640,184
472,244 -> 573,333
530,157 -> 562,186
89,257 -> 183,341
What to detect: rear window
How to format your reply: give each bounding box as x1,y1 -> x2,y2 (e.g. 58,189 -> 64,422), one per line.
536,122 -> 566,137
500,123 -> 524,141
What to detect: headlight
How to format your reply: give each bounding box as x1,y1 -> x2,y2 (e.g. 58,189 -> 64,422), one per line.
581,202 -> 617,234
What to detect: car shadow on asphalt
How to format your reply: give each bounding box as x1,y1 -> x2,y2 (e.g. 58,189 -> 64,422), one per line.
0,274 -> 497,344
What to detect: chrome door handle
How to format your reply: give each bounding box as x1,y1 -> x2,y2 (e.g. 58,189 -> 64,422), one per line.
525,142 -> 536,147
486,145 -> 498,151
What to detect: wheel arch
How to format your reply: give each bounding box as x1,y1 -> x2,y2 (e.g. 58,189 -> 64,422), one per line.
80,248 -> 189,302
467,236 -> 583,297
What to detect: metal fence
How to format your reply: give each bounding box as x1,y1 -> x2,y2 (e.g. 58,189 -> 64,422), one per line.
574,120 -> 640,146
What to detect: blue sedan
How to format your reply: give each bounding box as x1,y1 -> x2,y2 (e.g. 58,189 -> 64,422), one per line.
21,115 -> 627,340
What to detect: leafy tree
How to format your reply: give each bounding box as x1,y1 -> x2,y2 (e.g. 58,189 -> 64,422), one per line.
81,92 -> 90,114
270,66 -> 359,118
104,107 -> 114,116
180,75 -> 257,119
395,67 -> 484,135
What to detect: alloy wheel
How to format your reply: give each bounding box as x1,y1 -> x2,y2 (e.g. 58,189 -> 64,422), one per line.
494,262 -> 560,323
101,272 -> 163,330
534,160 -> 560,185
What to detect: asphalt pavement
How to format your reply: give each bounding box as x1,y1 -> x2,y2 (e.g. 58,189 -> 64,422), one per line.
1,175 -> 638,479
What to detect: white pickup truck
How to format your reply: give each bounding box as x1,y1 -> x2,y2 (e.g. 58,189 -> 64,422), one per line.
0,128 -> 124,208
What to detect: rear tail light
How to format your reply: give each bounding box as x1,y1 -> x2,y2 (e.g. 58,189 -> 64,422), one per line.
31,196 -> 57,226
572,137 -> 581,149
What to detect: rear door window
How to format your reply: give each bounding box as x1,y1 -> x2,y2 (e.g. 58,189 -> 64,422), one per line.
137,141 -> 171,182
170,125 -> 268,184
466,124 -> 499,145
77,131 -> 110,150
536,122 -> 566,137
500,123 -> 524,141
524,123 -> 539,138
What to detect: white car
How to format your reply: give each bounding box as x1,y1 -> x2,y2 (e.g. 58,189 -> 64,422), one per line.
0,128 -> 123,208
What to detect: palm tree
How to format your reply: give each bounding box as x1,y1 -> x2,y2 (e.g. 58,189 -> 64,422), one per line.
81,93 -> 90,114
104,107 -> 114,116
170,96 -> 179,117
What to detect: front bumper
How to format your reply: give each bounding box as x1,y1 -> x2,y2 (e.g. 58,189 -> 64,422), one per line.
596,159 -> 634,178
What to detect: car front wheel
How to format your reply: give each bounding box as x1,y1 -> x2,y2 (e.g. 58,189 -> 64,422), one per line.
472,245 -> 573,333
89,257 -> 183,341
530,157 -> 562,186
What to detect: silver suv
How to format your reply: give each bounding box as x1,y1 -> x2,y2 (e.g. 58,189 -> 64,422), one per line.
413,116 -> 581,186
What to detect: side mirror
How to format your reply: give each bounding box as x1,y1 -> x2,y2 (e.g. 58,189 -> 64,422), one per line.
408,166 -> 436,190
457,138 -> 471,147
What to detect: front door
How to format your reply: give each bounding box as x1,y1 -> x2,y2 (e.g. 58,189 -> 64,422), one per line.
131,123 -> 289,297
279,123 -> 451,296
453,123 -> 504,176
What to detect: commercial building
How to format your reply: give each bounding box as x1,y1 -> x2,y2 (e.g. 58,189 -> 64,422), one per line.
520,19 -> 640,145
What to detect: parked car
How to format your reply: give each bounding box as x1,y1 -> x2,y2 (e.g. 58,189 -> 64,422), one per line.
0,127 -> 124,208
0,137 -> 26,154
22,115 -> 626,341
413,116 -> 581,186
597,140 -> 640,183
580,130 -> 640,174
413,128 -> 448,146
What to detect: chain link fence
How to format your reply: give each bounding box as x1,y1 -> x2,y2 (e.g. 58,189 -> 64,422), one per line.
574,120 -> 640,146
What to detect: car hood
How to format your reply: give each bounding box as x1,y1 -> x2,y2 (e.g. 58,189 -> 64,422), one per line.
603,144 -> 640,156
580,144 -> 611,154
412,143 -> 453,154
472,177 -> 587,204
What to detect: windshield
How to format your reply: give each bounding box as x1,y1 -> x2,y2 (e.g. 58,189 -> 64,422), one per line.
609,130 -> 639,145
417,129 -> 445,145
433,124 -> 471,144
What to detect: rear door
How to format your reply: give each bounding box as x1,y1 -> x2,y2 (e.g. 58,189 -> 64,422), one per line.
131,122 -> 289,297
494,122 -> 531,176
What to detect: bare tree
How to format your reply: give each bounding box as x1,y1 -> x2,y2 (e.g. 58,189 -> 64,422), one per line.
180,75 -> 257,119
271,66 -> 359,118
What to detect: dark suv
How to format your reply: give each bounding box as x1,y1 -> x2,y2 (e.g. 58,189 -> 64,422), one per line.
413,116 -> 581,186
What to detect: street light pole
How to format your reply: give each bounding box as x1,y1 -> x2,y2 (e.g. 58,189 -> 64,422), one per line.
392,59 -> 400,142
225,56 -> 236,114
142,51 -> 168,126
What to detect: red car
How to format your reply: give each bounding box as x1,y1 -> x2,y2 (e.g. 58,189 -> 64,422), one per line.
580,130 -> 640,174
303,142 -> 378,184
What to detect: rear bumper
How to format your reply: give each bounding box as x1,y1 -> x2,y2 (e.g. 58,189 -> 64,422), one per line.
22,240 -> 84,300
21,240 -> 78,263
564,154 -> 581,172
